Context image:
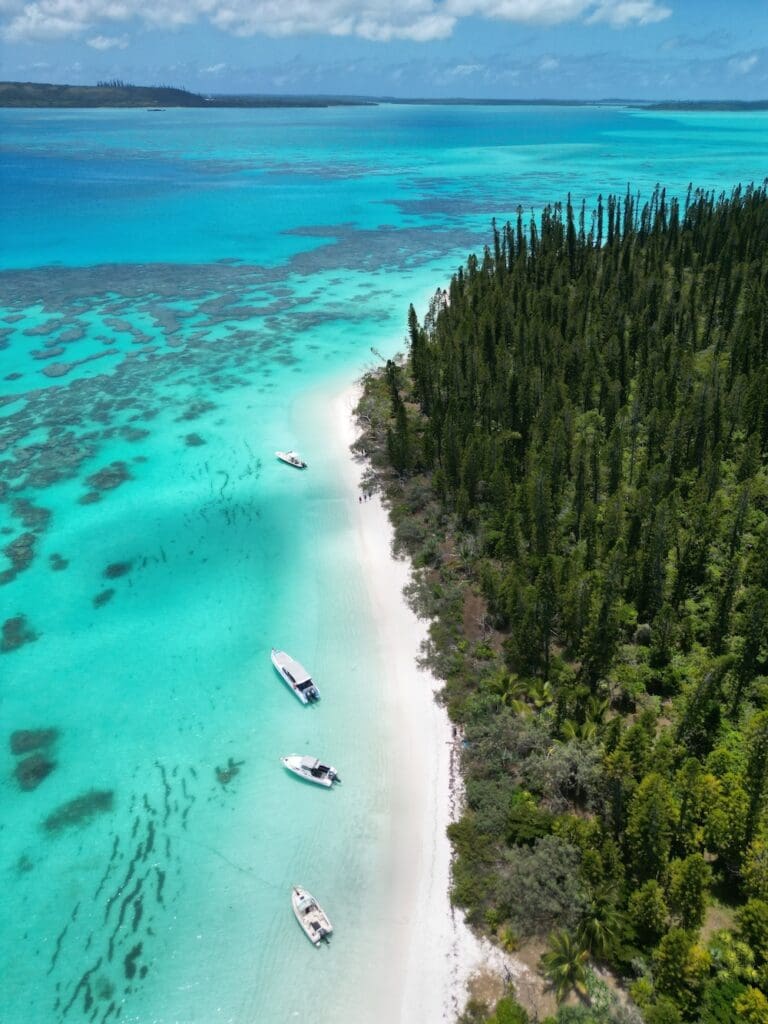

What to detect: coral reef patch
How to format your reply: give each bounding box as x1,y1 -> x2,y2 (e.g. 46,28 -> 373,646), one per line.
93,588 -> 115,608
15,752 -> 56,791
1,531 -> 36,584
41,348 -> 117,378
10,728 -> 59,755
1,614 -> 39,653
124,943 -> 142,980
44,790 -> 114,832
12,499 -> 51,530
120,426 -> 149,443
104,561 -> 132,579
85,461 -> 132,492
32,346 -> 65,359
16,853 -> 34,874
177,400 -> 216,422
215,757 -> 244,785
94,976 -> 115,1001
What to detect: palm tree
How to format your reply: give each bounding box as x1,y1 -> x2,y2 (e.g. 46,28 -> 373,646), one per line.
560,718 -> 598,742
486,672 -> 532,715
586,695 -> 610,724
528,679 -> 554,709
577,897 -> 626,959
540,930 -> 590,1003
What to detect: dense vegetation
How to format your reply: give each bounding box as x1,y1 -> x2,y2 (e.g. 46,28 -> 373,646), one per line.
0,81 -> 207,108
0,81 -> 373,108
357,183 -> 768,1023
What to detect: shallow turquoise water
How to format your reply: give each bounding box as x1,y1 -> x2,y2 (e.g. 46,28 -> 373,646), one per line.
1,104 -> 767,1024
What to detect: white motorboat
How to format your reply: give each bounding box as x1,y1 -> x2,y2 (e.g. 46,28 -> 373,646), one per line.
291,885 -> 333,946
271,649 -> 320,704
281,755 -> 340,787
276,450 -> 307,469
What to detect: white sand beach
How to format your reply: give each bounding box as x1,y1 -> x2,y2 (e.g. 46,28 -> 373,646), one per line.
331,383 -> 536,1022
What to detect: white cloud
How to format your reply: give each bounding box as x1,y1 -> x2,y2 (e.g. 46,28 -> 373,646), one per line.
728,53 -> 758,75
587,0 -> 671,27
209,1 -> 456,41
446,0 -> 589,24
539,55 -> 559,70
86,32 -> 127,47
448,62 -> 485,76
0,0 -> 675,43
5,3 -> 90,40
202,61 -> 227,72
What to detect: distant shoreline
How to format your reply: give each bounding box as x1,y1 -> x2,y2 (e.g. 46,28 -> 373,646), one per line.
637,100 -> 768,111
1,81 -> 766,111
0,81 -> 376,109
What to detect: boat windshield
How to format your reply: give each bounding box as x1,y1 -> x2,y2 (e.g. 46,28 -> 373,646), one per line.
297,680 -> 314,692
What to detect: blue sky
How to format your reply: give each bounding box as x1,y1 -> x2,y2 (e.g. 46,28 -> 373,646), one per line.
1,0 -> 767,99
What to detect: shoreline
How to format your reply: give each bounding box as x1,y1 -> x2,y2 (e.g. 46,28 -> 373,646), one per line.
331,381 -> 535,1021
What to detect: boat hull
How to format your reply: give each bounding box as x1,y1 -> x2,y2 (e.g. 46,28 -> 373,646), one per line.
291,886 -> 332,946
281,756 -> 338,787
276,451 -> 307,469
270,649 -> 319,704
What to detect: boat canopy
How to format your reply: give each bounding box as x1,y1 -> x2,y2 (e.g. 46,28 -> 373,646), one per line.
275,651 -> 312,685
296,893 -> 316,912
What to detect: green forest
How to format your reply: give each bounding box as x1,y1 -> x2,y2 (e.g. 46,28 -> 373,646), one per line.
356,183 -> 768,1024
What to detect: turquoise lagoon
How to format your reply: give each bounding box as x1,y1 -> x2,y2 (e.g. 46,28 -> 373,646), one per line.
1,105 -> 767,1024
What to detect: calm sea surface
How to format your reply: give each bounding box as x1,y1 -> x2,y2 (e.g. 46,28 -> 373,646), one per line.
1,104 -> 766,1024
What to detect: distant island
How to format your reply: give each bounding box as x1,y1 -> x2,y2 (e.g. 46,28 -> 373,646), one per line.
381,98 -> 768,110
2,81 -> 767,111
0,81 -> 376,109
636,100 -> 768,111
